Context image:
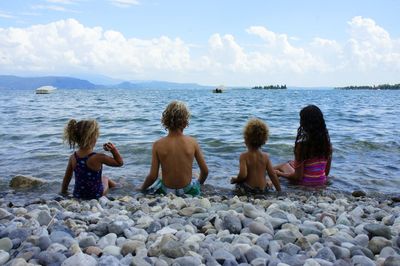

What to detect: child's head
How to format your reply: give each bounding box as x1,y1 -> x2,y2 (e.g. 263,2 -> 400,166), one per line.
295,105 -> 331,160
64,119 -> 99,149
243,118 -> 269,149
161,101 -> 190,131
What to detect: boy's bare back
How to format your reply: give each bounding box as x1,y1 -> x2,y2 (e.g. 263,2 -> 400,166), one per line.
238,150 -> 271,189
155,132 -> 202,188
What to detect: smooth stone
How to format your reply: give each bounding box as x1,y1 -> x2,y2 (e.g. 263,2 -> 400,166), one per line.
245,245 -> 270,263
0,209 -> 13,220
330,245 -> 350,259
223,214 -> 242,234
78,236 -> 96,249
98,233 -> 117,249
121,240 -> 145,256
278,252 -> 307,266
84,246 -> 102,256
157,227 -> 178,235
61,252 -> 97,266
380,246 -> 398,258
92,222 -> 109,236
397,236 -> 400,248
38,235 -> 51,251
47,243 -> 68,253
8,258 -> 29,266
255,234 -> 271,251
274,229 -> 297,244
169,197 -> 187,210
9,229 -> 30,242
37,210 -> 52,226
243,204 -> 261,219
281,243 -> 301,256
107,221 -> 128,235
9,175 -> 46,188
315,247 -> 336,262
351,255 -> 375,266
332,259 -> 351,266
249,222 -> 272,235
295,237 -> 312,250
172,256 -> 202,266
354,234 -> 369,247
131,256 -> 152,266
0,237 -> 13,252
102,245 -> 121,256
147,221 -> 162,233
0,250 -> 10,264
350,246 -> 374,259
384,256 -> 400,266
304,258 -> 322,266
250,257 -> 268,266
212,248 -> 236,264
50,230 -> 73,243
336,213 -> 351,226
37,251 -> 67,265
161,240 -> 188,258
364,223 -> 392,239
368,236 -> 393,254
98,255 -> 121,266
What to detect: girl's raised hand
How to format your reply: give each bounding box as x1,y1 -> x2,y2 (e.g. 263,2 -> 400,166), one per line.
103,142 -> 116,152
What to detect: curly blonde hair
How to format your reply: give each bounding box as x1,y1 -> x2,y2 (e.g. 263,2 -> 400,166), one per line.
243,118 -> 269,149
63,119 -> 99,149
161,101 -> 190,131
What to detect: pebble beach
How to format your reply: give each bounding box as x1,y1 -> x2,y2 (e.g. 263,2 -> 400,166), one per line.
1,188 -> 399,266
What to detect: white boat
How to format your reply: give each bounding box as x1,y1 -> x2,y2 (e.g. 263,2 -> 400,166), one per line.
36,85 -> 57,94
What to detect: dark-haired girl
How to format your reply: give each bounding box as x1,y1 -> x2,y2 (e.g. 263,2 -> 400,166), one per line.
275,105 -> 332,186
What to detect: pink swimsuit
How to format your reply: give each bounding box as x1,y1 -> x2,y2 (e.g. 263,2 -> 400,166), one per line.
290,158 -> 328,186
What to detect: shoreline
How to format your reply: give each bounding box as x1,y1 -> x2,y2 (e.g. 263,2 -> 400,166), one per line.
0,189 -> 399,265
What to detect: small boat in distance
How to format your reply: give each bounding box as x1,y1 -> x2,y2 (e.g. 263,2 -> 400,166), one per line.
36,85 -> 57,94
213,85 -> 225,93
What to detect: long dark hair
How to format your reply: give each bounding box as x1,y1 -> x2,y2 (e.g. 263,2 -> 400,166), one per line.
294,105 -> 331,161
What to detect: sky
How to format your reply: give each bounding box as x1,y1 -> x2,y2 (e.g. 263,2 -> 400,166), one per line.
0,0 -> 399,87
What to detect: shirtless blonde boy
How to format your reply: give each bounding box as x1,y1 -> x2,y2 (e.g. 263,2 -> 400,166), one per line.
141,101 -> 208,196
231,118 -> 281,193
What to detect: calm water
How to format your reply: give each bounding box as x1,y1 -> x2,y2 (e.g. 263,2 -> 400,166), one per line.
0,88 -> 399,196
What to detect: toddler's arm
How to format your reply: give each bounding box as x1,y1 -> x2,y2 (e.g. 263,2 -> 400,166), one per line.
101,142 -> 124,167
194,140 -> 208,184
61,156 -> 73,195
266,156 -> 281,191
231,154 -> 247,184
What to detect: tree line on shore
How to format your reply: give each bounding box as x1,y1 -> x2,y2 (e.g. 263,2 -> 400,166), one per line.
335,84 -> 400,90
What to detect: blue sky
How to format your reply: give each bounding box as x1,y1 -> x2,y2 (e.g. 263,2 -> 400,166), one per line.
0,0 -> 399,86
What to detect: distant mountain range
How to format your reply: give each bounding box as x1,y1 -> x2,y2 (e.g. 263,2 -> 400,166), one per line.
0,75 -> 212,90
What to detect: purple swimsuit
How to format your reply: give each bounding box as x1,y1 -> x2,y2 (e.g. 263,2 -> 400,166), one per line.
73,152 -> 103,199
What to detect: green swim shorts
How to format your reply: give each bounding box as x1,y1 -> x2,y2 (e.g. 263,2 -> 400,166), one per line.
146,178 -> 201,197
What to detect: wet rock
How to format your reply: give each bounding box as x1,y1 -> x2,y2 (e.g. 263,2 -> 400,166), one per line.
9,175 -> 47,188
352,190 -> 366,197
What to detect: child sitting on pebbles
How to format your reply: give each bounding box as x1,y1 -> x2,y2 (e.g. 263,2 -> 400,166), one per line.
61,119 -> 123,199
141,101 -> 209,196
231,118 -> 281,193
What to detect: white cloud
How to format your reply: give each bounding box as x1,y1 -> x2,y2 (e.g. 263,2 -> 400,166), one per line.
31,5 -> 68,12
0,10 -> 16,19
110,0 -> 140,8
0,17 -> 399,86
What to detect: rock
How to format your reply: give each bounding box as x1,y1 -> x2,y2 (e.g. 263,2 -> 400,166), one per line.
245,245 -> 270,263
255,234 -> 271,251
354,234 -> 369,247
223,214 -> 242,234
9,175 -> 46,188
330,245 -> 350,259
352,190 -> 366,197
380,246 -> 398,258
364,223 -> 392,239
121,240 -> 145,256
61,252 -> 97,266
172,256 -> 202,266
37,251 -> 67,266
0,208 -> 13,220
38,235 -> 51,251
315,247 -> 336,262
102,245 -> 121,256
250,257 -> 268,266
161,240 -> 188,258
351,255 -> 375,266
84,246 -> 102,257
0,250 -> 10,265
107,221 -> 128,235
212,248 -> 236,264
131,256 -> 152,266
37,210 -> 52,226
350,246 -> 374,260
243,204 -> 261,219
0,237 -> 13,252
249,222 -> 272,235
9,228 -> 30,242
78,236 -> 96,249
98,233 -> 117,249
274,229 -> 297,244
169,197 -> 187,210
281,243 -> 301,256
50,230 -> 74,244
368,236 -> 392,254
147,221 -> 162,233
384,256 -> 400,266
98,255 -> 121,266
391,196 -> 400,202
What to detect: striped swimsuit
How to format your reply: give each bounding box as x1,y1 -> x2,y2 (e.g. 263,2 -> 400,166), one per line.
290,158 -> 328,186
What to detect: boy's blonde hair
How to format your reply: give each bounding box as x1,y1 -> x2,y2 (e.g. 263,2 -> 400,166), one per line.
63,119 -> 99,149
244,118 -> 269,149
161,101 -> 190,131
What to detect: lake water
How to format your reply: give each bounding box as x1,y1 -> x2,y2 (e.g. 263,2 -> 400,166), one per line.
0,88 -> 399,196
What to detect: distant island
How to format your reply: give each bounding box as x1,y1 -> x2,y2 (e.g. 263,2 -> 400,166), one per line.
252,85 -> 287,90
335,84 -> 400,90
0,75 -> 212,90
